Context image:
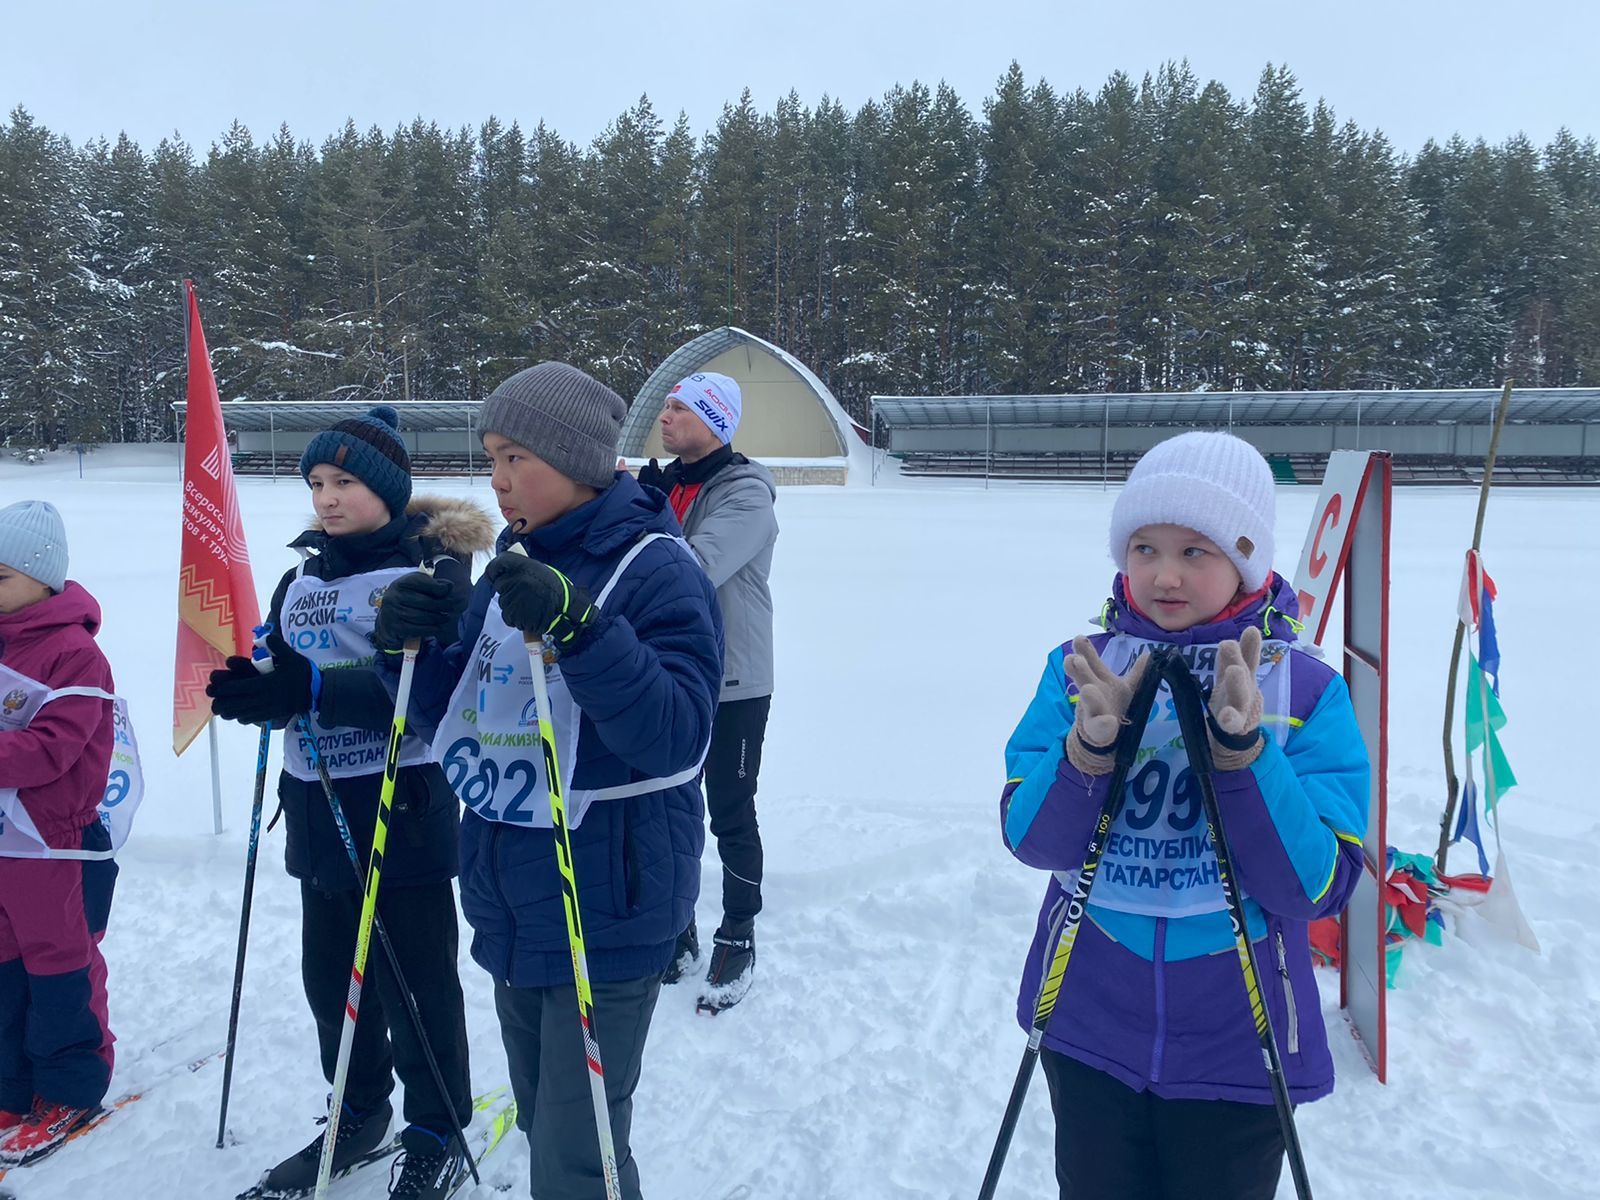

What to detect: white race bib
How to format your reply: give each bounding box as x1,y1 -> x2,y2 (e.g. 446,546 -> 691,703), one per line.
279,565 -> 433,782
0,661 -> 144,860
432,534 -> 706,830
1072,636 -> 1293,919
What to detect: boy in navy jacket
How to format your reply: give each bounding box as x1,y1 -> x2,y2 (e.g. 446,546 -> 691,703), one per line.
379,363 -> 722,1200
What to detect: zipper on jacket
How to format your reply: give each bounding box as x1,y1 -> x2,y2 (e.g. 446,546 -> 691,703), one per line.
1275,928 -> 1299,1055
1150,917 -> 1168,1084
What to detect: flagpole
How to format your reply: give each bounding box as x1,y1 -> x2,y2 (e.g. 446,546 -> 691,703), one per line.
209,719 -> 226,835
1436,380 -> 1513,876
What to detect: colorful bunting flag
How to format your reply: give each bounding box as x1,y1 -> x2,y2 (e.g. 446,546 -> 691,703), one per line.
1456,548 -> 1498,629
1450,769 -> 1492,877
1479,581 -> 1502,696
1466,653 -> 1517,810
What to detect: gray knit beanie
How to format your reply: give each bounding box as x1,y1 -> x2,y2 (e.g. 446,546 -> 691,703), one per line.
479,363 -> 626,489
0,500 -> 68,592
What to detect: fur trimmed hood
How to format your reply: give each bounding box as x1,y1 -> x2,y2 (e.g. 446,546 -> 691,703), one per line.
408,494 -> 497,559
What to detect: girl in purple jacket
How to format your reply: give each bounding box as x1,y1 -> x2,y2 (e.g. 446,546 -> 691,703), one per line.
1001,432 -> 1369,1198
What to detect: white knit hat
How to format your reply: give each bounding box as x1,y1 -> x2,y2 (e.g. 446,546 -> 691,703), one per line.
0,500 -> 68,592
670,372 -> 742,445
1109,432 -> 1276,591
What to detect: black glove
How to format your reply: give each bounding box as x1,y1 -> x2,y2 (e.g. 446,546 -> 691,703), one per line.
483,552 -> 597,652
636,458 -> 667,493
373,570 -> 464,651
205,633 -> 314,726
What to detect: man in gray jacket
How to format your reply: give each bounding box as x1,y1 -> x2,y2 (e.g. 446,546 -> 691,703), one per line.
637,371 -> 777,1013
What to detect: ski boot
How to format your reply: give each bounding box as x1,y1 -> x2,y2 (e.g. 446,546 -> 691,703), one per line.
0,1099 -> 102,1166
240,1099 -> 394,1198
387,1126 -> 465,1198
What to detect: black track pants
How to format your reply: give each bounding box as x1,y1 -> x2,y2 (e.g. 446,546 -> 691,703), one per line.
702,696 -> 771,927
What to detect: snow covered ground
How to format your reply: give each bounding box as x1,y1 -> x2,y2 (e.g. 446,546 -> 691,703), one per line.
2,444 -> 1596,1199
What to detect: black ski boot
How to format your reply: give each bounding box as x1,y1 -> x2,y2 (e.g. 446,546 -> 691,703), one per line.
696,921 -> 755,1014
245,1099 -> 395,1198
663,921 -> 699,985
388,1127 -> 465,1198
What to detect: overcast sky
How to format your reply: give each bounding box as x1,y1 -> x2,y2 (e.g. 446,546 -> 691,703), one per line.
9,0 -> 1597,157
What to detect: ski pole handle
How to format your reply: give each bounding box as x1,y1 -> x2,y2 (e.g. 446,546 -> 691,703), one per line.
392,561 -> 436,658
505,543 -> 555,663
250,623 -> 276,675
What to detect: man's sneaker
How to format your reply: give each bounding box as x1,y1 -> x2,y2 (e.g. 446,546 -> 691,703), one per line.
388,1127 -> 465,1198
695,923 -> 755,1014
254,1099 -> 394,1196
0,1106 -> 28,1133
663,921 -> 699,985
0,1099 -> 102,1165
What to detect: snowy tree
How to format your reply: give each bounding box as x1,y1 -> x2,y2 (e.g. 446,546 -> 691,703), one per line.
3,67 -> 1597,436
0,108 -> 96,445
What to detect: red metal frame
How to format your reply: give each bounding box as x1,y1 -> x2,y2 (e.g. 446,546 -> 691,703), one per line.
1335,453 -> 1391,1082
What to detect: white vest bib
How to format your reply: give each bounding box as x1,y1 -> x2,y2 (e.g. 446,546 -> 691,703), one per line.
433,534 -> 706,830
0,661 -> 144,860
1068,636 -> 1293,919
279,564 -> 433,782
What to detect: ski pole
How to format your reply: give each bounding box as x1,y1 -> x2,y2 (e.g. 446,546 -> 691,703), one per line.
216,722 -> 270,1149
313,636 -> 419,1200
507,542 -> 622,1200
1162,656 -> 1314,1200
217,627 -> 278,1149
977,645 -> 1173,1200
298,718 -> 480,1186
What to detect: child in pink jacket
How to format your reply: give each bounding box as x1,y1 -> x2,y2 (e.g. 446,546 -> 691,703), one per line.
0,501 -> 118,1163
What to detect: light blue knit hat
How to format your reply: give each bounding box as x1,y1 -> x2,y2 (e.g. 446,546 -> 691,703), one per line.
0,501 -> 68,592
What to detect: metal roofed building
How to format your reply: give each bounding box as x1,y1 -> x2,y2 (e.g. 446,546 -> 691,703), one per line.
619,327 -> 866,485
868,389 -> 1600,485
176,328 -> 867,485
171,399 -> 488,478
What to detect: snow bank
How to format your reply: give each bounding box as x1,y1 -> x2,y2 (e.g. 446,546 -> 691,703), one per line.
1,448 -> 1594,1198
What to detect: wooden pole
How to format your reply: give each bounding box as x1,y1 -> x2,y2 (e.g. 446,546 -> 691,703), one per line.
1436,380 -> 1514,876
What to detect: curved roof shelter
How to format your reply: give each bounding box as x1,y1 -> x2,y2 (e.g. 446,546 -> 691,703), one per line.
620,328 -> 860,481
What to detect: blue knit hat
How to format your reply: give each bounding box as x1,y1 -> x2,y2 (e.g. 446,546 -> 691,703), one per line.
299,405 -> 412,518
0,500 -> 68,592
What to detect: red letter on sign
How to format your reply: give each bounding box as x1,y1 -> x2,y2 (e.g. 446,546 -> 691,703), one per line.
1309,493 -> 1341,579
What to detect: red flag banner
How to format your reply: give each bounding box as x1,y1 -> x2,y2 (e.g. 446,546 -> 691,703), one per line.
173,280 -> 260,755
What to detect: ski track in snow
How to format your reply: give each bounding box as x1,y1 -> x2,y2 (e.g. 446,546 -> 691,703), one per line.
2,446 -> 1596,1199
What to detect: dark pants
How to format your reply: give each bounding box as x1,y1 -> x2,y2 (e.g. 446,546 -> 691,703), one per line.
301,880 -> 471,1144
494,974 -> 660,1200
704,696 -> 771,928
1041,1049 -> 1286,1200
0,822 -> 118,1110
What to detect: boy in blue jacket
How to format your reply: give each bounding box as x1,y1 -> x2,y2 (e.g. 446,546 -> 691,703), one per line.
377,363 -> 722,1200
1000,431 -> 1369,1199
